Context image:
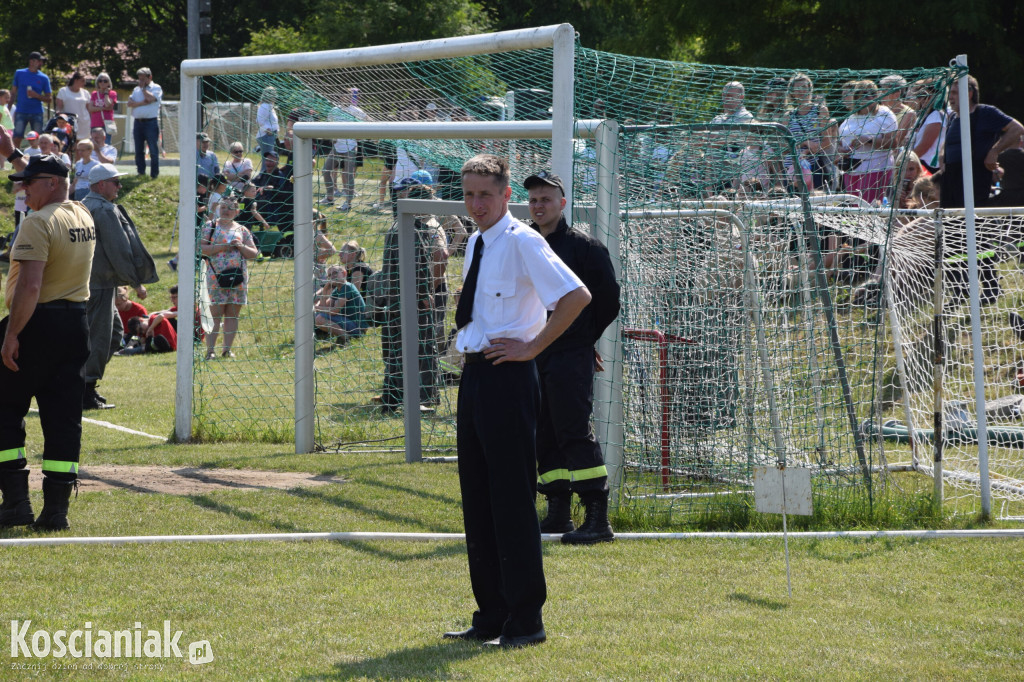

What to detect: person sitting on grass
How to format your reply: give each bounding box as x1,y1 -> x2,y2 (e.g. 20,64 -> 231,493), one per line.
119,312 -> 178,354
114,286 -> 148,344
339,240 -> 372,297
314,264 -> 365,344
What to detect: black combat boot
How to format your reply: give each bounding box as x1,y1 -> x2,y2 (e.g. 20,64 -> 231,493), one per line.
32,478 -> 76,531
561,491 -> 614,545
539,492 -> 575,534
0,469 -> 35,528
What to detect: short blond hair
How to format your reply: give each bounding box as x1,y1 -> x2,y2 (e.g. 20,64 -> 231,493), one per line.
461,154 -> 509,188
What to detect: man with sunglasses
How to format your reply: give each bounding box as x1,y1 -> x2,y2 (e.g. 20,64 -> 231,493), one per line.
81,163 -> 158,410
0,154 -> 95,531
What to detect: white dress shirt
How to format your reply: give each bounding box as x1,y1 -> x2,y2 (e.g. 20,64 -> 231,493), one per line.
456,211 -> 583,353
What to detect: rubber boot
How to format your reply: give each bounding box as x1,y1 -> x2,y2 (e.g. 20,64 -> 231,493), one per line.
32,478 -> 76,531
0,469 -> 35,528
539,492 -> 575,534
561,491 -> 614,545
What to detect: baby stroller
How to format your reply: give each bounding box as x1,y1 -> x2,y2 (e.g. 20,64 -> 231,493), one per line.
43,112 -> 77,155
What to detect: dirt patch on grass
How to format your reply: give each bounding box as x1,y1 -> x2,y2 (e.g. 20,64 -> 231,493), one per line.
27,466 -> 345,495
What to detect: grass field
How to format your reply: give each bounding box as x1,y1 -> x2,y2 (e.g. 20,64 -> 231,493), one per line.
3,167 -> 1024,679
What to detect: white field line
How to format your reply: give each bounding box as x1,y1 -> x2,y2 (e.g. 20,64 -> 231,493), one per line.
2,529 -> 1024,548
30,408 -> 166,442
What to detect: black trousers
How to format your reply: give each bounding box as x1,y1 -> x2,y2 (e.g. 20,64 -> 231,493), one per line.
0,305 -> 89,480
457,359 -> 546,637
381,307 -> 438,408
536,345 -> 608,496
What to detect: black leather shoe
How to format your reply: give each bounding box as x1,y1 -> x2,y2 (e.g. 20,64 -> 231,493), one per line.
443,626 -> 500,642
483,629 -> 546,649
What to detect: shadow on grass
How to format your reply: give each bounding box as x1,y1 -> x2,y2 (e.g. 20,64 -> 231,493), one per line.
803,537 -> 903,562
188,494 -> 306,533
301,642 -> 485,680
341,539 -> 465,562
287,487 -> 457,534
357,477 -> 462,507
728,592 -> 788,611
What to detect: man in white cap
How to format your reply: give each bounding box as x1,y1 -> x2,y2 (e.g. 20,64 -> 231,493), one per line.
81,163 -> 158,409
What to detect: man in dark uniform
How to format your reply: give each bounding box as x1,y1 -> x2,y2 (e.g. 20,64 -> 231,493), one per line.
525,171 -> 621,544
443,154 -> 590,649
252,150 -> 294,230
0,153 -> 96,531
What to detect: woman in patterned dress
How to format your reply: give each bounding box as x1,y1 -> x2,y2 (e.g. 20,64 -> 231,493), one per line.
200,197 -> 259,358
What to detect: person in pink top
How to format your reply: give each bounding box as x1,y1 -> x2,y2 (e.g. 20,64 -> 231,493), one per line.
86,72 -> 117,143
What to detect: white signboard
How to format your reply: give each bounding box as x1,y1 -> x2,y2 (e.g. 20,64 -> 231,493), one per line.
753,466 -> 813,516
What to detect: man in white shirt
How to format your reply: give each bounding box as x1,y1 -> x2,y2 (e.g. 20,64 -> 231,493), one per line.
322,88 -> 367,211
711,81 -> 755,125
126,68 -> 162,178
442,154 -> 591,649
90,127 -> 117,165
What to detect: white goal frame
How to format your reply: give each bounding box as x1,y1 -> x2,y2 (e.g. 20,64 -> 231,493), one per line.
174,24 -> 578,446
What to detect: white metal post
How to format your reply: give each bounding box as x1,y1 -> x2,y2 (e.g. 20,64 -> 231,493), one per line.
397,208 -> 422,462
174,74 -> 198,443
551,23 -> 576,217
592,120 -> 624,502
293,137 -> 316,454
955,55 -> 990,516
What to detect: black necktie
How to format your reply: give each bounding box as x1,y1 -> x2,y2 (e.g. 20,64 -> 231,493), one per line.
455,237 -> 485,330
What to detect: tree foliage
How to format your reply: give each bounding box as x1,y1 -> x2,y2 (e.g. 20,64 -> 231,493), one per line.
0,0 -> 1020,115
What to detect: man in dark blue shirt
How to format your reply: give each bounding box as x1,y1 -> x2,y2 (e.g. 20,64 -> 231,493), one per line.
941,76 -> 1024,208
11,51 -> 52,149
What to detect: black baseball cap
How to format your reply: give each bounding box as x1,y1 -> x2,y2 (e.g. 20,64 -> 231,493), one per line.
263,150 -> 279,158
28,51 -> 47,62
10,154 -> 70,181
523,170 -> 565,196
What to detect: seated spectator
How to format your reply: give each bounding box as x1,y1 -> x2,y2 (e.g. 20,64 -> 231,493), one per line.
223,141 -> 253,191
196,132 -> 219,179
252,150 -> 294,230
207,175 -> 229,218
120,313 -> 177,354
711,81 -> 755,125
312,211 -> 336,288
756,77 -> 789,124
339,240 -> 373,296
314,265 -> 366,343
114,286 -> 148,344
72,139 -> 98,200
86,72 -> 117,143
837,79 -> 898,205
24,131 -> 41,156
236,182 -> 270,230
90,127 -> 117,164
893,150 -> 926,209
37,133 -> 70,165
992,147 -> 1024,207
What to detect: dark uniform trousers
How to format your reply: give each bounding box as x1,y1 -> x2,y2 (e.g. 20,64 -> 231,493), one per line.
457,359 -> 546,637
536,344 -> 608,496
0,304 -> 90,480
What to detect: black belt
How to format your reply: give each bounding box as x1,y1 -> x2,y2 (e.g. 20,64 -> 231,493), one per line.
134,117 -> 157,121
37,300 -> 86,310
463,352 -> 491,365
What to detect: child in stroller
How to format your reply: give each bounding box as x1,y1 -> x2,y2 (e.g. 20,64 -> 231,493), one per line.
43,112 -> 77,155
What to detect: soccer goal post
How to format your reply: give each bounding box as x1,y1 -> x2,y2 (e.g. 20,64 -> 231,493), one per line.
287,118 -> 620,457
174,24 -> 579,446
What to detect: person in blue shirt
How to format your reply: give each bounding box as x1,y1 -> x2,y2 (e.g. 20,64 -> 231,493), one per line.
313,264 -> 365,343
11,51 -> 52,149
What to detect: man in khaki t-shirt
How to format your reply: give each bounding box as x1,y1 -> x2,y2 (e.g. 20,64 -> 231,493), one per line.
0,154 -> 94,532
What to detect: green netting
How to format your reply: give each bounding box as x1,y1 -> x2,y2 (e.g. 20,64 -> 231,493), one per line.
180,37 -> 1024,521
